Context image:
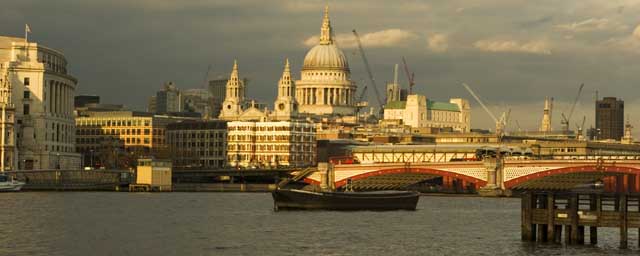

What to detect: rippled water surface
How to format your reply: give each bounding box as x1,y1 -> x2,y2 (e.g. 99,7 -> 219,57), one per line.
1,192 -> 639,255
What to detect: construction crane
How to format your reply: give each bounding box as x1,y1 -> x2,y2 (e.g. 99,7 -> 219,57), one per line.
355,80 -> 369,111
575,116 -> 587,140
560,83 -> 584,133
401,57 -> 415,94
353,29 -> 384,113
462,83 -> 508,138
202,64 -> 212,89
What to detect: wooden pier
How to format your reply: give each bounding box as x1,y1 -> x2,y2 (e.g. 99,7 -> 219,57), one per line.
521,190 -> 640,248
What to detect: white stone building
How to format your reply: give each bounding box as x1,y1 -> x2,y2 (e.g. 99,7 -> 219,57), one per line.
0,36 -> 80,169
226,120 -> 316,168
296,6 -> 356,116
384,95 -> 471,132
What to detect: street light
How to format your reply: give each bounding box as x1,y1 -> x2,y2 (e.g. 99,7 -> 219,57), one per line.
56,153 -> 60,169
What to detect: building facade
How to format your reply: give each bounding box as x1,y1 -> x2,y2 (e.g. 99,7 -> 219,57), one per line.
166,120 -> 227,169
75,110 -> 195,168
227,121 -> 316,168
154,82 -> 182,114
182,88 -> 215,119
0,69 -> 16,171
0,36 -> 80,169
384,95 -> 471,132
74,95 -> 100,108
295,6 -> 356,116
596,97 -> 624,140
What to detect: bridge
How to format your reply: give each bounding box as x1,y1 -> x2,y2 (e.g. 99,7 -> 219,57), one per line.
302,159 -> 640,195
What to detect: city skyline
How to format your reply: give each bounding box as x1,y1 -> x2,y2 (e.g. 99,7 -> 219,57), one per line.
2,0 -> 640,132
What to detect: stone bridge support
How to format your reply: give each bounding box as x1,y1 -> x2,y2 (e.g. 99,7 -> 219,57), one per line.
478,157 -> 506,196
317,162 -> 334,191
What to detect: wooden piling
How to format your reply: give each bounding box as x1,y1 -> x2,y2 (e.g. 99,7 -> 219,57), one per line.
590,194 -> 599,245
554,225 -> 563,243
589,226 -> 597,245
521,192 -> 533,241
620,194 -> 628,249
547,193 -> 555,243
577,226 -> 585,244
570,194 -> 579,244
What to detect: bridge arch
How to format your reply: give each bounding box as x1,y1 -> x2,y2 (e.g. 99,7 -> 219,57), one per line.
504,165 -> 640,189
334,167 -> 487,188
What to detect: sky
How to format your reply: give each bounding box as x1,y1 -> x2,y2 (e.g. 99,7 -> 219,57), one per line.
2,0 -> 640,134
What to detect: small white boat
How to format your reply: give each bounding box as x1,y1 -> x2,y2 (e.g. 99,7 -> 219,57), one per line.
0,174 -> 25,192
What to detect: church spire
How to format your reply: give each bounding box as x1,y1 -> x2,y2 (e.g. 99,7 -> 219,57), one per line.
319,4 -> 332,45
278,58 -> 293,99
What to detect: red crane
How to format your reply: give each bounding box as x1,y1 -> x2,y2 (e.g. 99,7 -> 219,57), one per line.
402,57 -> 415,94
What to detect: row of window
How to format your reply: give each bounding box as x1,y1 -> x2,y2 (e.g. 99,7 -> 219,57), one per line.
228,144 -> 315,152
166,132 -> 225,139
76,119 -> 151,127
227,134 -> 315,142
228,126 -> 315,132
228,154 -> 314,162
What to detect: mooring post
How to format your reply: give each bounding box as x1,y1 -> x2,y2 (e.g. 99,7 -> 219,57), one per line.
547,193 -> 555,243
522,191 -> 533,241
620,193 -> 628,249
570,193 -> 579,244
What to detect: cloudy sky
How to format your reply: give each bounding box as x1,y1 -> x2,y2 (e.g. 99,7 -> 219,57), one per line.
2,0 -> 640,133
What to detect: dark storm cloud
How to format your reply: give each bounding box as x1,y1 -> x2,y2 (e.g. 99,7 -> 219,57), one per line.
2,0 -> 640,133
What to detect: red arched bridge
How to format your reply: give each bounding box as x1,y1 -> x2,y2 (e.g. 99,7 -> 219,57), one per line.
302,160 -> 640,193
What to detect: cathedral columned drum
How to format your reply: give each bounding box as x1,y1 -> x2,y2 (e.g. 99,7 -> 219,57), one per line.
296,6 -> 356,116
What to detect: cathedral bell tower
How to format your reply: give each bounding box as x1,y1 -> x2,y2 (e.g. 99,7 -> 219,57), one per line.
273,59 -> 298,120
219,60 -> 245,121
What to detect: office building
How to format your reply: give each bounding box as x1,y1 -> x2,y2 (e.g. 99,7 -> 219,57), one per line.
166,120 -> 227,169
596,97 -> 624,140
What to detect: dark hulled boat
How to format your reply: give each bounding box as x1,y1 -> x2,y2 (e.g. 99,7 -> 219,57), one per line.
272,189 -> 420,211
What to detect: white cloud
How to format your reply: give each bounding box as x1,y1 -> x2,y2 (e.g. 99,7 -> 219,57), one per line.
427,33 -> 448,52
473,39 -> 552,55
633,24 -> 640,40
303,29 -> 417,48
602,24 -> 640,52
555,18 -> 628,33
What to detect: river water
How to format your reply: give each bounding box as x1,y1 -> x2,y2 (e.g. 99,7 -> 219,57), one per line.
0,192 -> 638,255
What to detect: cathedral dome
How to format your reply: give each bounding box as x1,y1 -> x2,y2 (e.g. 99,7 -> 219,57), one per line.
303,44 -> 349,71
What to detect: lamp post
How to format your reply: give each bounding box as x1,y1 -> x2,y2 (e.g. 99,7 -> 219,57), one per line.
56,153 -> 60,169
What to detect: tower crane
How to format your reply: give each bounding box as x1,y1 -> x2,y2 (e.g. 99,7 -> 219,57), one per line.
462,83 -> 508,138
401,57 -> 415,94
352,29 -> 384,114
575,116 -> 587,140
354,80 -> 369,114
560,83 -> 584,133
